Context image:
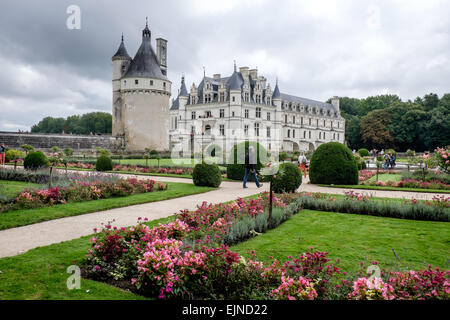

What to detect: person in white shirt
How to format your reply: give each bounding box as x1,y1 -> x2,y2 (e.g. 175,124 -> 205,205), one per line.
298,152 -> 307,178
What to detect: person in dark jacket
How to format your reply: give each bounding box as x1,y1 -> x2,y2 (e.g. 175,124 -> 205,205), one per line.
243,146 -> 263,189
0,143 -> 5,165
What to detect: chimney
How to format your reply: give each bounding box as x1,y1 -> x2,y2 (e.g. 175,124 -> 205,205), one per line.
239,66 -> 249,79
331,96 -> 340,112
213,74 -> 221,80
156,38 -> 168,76
249,69 -> 258,80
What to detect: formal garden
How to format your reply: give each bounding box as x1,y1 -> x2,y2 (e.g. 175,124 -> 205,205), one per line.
0,141 -> 448,301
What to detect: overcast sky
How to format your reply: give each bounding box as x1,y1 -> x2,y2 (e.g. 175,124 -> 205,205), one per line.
0,0 -> 449,131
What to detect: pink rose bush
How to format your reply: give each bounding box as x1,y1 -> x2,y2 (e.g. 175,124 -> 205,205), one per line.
82,193 -> 450,300
349,277 -> 395,300
435,147 -> 450,173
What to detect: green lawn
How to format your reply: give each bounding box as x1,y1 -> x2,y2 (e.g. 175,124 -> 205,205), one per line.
368,173 -> 403,182
231,209 -> 450,273
0,215 -> 174,300
1,208 -> 448,300
0,180 -> 41,199
0,182 -> 214,230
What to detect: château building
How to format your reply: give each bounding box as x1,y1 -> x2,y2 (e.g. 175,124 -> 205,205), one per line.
169,64 -> 345,155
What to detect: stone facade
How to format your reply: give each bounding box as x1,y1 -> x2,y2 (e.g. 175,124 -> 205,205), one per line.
169,65 -> 345,155
112,22 -> 171,152
0,132 -> 120,152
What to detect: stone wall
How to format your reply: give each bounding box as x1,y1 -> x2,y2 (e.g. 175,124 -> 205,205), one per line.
0,132 -> 122,152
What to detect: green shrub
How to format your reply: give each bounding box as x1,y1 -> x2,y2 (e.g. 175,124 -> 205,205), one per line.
358,148 -> 370,157
192,163 -> 222,187
23,151 -> 49,170
6,149 -> 25,162
279,152 -> 289,162
226,141 -> 269,181
96,155 -> 113,172
385,149 -> 397,156
354,155 -> 367,170
309,142 -> 358,185
272,163 -> 302,193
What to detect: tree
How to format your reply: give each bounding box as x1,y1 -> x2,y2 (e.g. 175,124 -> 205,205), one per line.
345,115 -> 364,150
359,94 -> 401,116
31,112 -> 112,135
21,144 -> 34,155
423,93 -> 439,111
150,150 -> 160,167
360,109 -> 394,149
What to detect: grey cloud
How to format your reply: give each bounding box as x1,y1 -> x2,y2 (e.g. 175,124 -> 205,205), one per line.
0,0 -> 449,131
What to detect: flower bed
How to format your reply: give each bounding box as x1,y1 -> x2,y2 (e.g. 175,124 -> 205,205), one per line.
296,191 -> 449,221
82,193 -> 450,300
362,178 -> 450,190
1,177 -> 167,212
113,164 -> 193,176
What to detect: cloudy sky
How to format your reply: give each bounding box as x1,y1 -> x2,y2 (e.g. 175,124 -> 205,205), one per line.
0,0 -> 449,131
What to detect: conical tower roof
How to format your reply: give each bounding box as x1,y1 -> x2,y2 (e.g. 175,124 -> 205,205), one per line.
112,35 -> 131,60
179,76 -> 189,97
272,80 -> 281,99
123,22 -> 167,80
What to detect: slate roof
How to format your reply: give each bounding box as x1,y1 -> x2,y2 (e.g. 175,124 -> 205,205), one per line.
272,82 -> 281,99
123,31 -> 167,80
112,38 -> 131,60
280,93 -> 335,110
172,67 -> 337,112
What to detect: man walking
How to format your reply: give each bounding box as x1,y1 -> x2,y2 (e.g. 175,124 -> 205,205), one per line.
243,146 -> 263,189
298,152 -> 307,178
0,143 -> 6,166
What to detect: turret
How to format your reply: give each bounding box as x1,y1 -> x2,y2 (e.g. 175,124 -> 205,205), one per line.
179,76 -> 189,110
112,34 -> 132,81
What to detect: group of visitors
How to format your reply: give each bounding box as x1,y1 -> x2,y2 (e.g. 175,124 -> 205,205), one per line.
382,153 -> 396,169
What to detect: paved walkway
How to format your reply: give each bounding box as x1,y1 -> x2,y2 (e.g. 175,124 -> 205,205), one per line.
0,167 -> 447,258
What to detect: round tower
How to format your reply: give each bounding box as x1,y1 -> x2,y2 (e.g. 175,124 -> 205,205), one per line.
113,21 -> 172,151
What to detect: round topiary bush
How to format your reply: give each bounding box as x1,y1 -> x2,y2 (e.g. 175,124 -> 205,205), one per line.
6,149 -> 26,163
309,142 -> 358,185
23,151 -> 49,170
226,141 -> 269,181
96,155 -> 113,172
193,163 -> 222,187
357,148 -> 370,157
272,163 -> 302,193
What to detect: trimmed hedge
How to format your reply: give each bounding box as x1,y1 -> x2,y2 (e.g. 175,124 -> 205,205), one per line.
309,142 -> 358,185
193,163 -> 222,187
24,151 -> 49,170
226,141 -> 269,181
96,155 -> 113,172
357,148 -> 370,157
272,163 -> 302,193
